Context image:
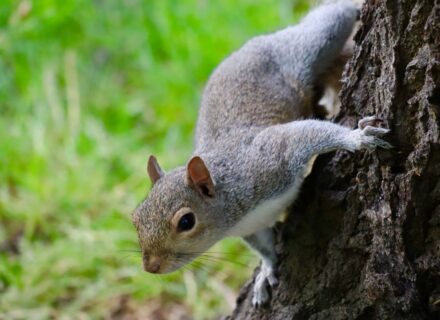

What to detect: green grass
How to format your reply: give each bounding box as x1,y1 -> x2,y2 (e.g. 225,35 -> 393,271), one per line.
0,0 -> 309,318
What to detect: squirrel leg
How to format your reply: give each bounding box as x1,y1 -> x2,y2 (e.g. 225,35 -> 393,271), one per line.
255,116 -> 391,163
242,228 -> 278,307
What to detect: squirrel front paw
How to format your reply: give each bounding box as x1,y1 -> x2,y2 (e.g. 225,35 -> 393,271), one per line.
349,116 -> 392,151
252,262 -> 278,307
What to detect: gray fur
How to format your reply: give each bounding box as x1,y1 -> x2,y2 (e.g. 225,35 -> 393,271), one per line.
133,1 -> 389,306
243,228 -> 279,306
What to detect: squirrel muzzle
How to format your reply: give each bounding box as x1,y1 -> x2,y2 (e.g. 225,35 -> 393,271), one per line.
143,255 -> 163,274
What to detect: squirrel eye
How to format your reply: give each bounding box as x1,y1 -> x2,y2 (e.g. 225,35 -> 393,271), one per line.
177,213 -> 196,232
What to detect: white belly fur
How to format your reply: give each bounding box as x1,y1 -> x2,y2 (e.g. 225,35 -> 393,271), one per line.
226,156 -> 317,237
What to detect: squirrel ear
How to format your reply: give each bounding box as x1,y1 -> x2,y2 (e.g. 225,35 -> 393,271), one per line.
147,155 -> 165,185
187,156 -> 215,197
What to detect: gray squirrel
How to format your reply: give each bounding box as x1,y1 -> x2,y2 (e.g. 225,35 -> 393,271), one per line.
132,1 -> 391,307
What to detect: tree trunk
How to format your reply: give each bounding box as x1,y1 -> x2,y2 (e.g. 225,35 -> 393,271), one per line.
228,1 -> 440,319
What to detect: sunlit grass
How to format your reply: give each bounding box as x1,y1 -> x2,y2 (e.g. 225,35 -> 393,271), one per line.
0,0 -> 309,318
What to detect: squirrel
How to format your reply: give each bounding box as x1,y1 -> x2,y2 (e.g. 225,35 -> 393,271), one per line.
132,1 -> 391,307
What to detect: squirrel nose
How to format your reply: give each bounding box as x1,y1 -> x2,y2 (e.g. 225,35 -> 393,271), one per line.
143,255 -> 162,273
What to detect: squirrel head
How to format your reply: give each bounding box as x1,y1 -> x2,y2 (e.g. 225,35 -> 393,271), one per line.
132,155 -> 226,274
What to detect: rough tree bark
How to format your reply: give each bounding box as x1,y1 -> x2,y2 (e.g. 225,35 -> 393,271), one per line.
228,1 -> 440,319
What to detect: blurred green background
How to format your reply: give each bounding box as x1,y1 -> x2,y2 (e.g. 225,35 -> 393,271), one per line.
0,0 -> 309,319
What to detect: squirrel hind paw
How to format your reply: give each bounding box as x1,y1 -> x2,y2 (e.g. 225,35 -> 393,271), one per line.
251,264 -> 278,308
